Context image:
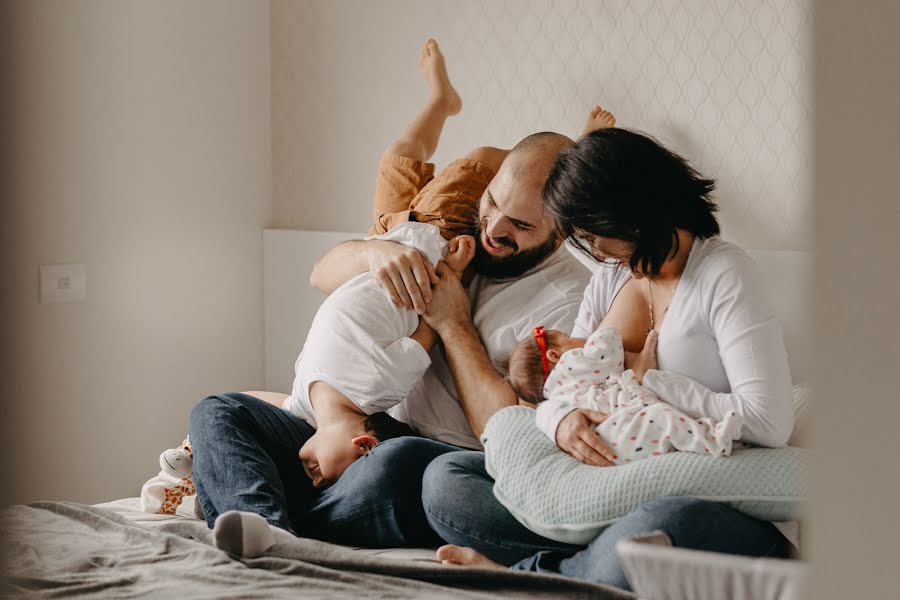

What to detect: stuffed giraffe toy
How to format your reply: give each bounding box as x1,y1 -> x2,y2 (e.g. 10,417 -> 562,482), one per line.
140,437 -> 202,518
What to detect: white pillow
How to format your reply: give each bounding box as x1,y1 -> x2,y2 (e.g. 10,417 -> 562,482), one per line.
482,406 -> 809,545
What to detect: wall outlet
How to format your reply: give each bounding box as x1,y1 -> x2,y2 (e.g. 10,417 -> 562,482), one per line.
40,264 -> 86,304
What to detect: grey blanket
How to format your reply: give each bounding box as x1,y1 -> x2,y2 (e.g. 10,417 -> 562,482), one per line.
1,502 -> 632,599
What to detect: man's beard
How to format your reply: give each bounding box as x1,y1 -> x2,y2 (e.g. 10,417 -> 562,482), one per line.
472,214 -> 560,279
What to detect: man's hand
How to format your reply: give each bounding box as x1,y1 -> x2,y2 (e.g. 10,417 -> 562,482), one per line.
625,330 -> 658,384
368,240 -> 440,313
556,409 -> 616,466
421,262 -> 472,334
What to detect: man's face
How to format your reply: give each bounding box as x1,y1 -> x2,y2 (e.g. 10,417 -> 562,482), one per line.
472,166 -> 561,278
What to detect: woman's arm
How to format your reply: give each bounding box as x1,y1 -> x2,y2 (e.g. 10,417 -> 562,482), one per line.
640,257 -> 795,447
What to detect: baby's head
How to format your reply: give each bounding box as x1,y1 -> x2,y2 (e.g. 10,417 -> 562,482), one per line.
508,326 -> 586,404
298,413 -> 413,489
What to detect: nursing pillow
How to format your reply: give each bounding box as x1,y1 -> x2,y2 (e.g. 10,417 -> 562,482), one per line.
482,406 -> 808,545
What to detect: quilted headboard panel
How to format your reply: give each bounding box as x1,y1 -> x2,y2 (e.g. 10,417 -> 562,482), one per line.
272,0 -> 811,252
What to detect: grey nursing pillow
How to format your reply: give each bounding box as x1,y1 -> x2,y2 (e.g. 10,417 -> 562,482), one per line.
482,406 -> 809,545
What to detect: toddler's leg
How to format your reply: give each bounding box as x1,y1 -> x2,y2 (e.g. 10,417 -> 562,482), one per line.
399,145 -> 507,241
578,104 -> 616,138
385,38 -> 461,163
370,39 -> 462,235
461,145 -> 509,174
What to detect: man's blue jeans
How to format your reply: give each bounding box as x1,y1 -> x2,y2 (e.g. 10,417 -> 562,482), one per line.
188,392 -> 459,547
422,451 -> 794,591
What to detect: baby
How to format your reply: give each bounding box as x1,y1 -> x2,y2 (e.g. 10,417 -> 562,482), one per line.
508,326 -> 744,464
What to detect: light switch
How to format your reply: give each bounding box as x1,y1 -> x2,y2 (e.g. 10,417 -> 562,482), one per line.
40,264 -> 86,304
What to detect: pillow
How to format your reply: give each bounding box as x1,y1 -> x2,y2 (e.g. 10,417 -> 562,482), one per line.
482,406 -> 809,545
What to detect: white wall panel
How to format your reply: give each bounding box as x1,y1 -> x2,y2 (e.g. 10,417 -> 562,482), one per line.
272,0 -> 811,251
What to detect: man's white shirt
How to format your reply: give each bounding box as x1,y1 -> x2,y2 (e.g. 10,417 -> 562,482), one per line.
389,243 -> 591,448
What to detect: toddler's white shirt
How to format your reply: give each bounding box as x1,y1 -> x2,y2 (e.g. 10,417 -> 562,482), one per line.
283,222 -> 446,427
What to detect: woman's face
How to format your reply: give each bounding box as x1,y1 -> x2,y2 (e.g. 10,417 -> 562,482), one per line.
576,231 -> 647,278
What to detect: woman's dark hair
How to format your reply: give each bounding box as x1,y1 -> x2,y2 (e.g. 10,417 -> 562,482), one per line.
543,128 -> 719,277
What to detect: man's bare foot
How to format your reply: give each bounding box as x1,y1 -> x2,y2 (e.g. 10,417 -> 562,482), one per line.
436,544 -> 505,569
444,235 -> 475,275
419,38 -> 462,116
580,104 -> 616,137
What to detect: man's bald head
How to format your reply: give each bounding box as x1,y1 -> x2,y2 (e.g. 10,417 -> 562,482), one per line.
504,131 -> 574,183
470,131 -> 573,279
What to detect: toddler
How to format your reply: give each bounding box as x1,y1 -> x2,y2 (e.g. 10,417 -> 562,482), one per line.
283,226 -> 474,488
284,38 -> 619,487
508,326 -> 744,464
211,37 -> 620,558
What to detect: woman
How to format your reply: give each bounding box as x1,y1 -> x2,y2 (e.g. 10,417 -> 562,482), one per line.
422,128 -> 796,590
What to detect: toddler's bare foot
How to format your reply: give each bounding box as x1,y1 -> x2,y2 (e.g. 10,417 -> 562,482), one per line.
580,104 -> 616,137
444,235 -> 475,275
436,544 -> 505,569
419,38 -> 462,116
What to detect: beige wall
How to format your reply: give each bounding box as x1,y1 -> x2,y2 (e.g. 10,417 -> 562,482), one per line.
0,0 -> 271,505
271,0 -> 811,251
2,1 -> 898,593
808,2 -> 900,597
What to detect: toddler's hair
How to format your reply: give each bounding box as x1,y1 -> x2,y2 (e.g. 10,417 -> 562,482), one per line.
363,412 -> 416,442
508,336 -> 549,405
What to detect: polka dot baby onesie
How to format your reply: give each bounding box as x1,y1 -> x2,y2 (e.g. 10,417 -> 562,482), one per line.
541,327 -> 744,464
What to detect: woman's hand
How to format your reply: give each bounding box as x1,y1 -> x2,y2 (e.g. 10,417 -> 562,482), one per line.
555,409 -> 616,466
421,262 -> 472,334
625,330 -> 658,384
368,240 -> 440,313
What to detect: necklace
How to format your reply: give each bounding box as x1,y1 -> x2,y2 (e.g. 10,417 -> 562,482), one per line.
646,278 -> 672,335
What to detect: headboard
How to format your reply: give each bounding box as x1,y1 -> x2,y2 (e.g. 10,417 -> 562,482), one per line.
263,229 -> 361,393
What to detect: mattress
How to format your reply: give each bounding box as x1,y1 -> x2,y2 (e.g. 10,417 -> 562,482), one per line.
5,500 -> 625,599
94,496 -> 441,563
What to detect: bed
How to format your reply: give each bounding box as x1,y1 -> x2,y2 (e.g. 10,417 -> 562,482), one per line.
2,232 -> 811,598
2,497 -> 629,598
